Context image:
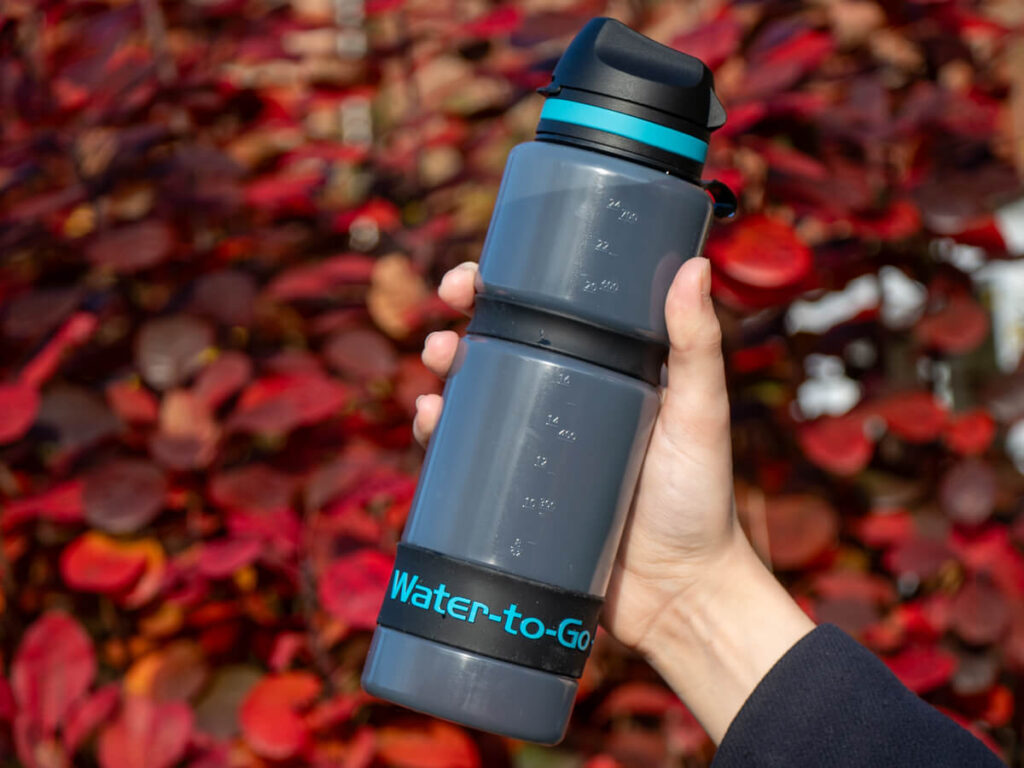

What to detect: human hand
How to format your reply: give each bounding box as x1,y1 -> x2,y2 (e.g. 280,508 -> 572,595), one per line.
413,257 -> 813,742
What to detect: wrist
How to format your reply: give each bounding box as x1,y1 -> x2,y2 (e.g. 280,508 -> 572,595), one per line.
636,534 -> 815,744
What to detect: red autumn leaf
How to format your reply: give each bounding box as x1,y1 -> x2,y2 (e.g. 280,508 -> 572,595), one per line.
105,380 -> 159,425
20,312 -> 98,390
670,17 -> 742,69
63,683 -> 120,754
324,328 -> 399,382
209,463 -> 295,511
810,570 -> 895,605
264,254 -> 376,302
462,6 -> 521,37
764,494 -> 839,570
850,508 -> 914,549
376,720 -> 480,768
318,548 -> 393,631
60,532 -> 148,594
0,676 -> 15,722
332,198 -> 401,234
85,220 -> 175,273
710,266 -> 814,311
191,351 -> 252,409
196,537 -> 263,578
850,200 -> 921,241
874,391 -> 947,443
229,372 -> 351,434
0,382 -> 39,444
883,537 -> 954,581
943,409 -> 995,456
12,612 -> 96,735
239,672 -> 321,760
950,526 -> 1024,599
124,641 -> 208,703
798,412 -> 873,475
135,315 -> 214,391
979,685 -> 1014,729
83,458 -> 167,534
915,294 -> 989,354
940,458 -> 997,526
97,696 -> 193,768
244,172 -> 320,215
705,214 -> 813,289
596,682 -> 683,721
951,576 -> 1010,646
884,645 -> 957,694
117,538 -> 168,609
2,480 -> 84,531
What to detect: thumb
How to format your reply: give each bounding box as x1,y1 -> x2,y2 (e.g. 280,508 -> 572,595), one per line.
660,257 -> 730,445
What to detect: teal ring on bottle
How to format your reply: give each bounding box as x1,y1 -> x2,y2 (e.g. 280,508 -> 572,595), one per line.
539,99 -> 708,164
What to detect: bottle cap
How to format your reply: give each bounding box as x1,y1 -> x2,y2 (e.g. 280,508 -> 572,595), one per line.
536,17 -> 726,181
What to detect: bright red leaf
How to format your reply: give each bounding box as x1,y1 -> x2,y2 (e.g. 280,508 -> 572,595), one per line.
318,548 -> 393,631
943,409 -> 996,456
798,412 -> 873,475
884,645 -> 957,694
764,494 -> 839,569
12,612 -> 96,735
97,696 -> 193,768
875,391 -> 947,443
376,720 -> 480,768
60,532 -> 148,594
915,294 -> 989,354
0,382 -> 39,444
239,672 -> 321,760
705,214 -> 813,289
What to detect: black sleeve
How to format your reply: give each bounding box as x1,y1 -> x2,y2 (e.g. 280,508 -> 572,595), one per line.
712,624 -> 1004,767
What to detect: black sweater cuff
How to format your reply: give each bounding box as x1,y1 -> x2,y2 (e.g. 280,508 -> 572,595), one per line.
712,624 -> 1003,767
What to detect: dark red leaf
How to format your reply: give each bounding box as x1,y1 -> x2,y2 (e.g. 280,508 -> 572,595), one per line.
883,537 -> 954,581
764,494 -> 839,570
12,612 -> 96,735
951,576 -> 1010,646
915,294 -> 989,354
318,548 -> 393,631
191,351 -> 252,409
135,315 -> 214,391
83,458 -> 167,534
239,672 -> 321,760
324,328 -> 398,381
209,464 -> 295,511
86,221 -> 175,273
97,696 -> 192,768
940,458 -> 997,526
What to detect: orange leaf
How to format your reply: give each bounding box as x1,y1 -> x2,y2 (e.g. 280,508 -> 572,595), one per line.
376,721 -> 480,768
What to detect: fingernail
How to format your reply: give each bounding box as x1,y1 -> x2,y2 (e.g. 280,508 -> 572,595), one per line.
424,332 -> 436,346
415,395 -> 424,408
698,257 -> 712,298
458,261 -> 477,271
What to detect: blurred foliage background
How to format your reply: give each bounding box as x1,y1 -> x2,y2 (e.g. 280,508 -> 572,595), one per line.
2,0 -> 1024,766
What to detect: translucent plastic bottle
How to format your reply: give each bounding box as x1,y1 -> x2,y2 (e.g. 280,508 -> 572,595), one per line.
362,17 -> 732,744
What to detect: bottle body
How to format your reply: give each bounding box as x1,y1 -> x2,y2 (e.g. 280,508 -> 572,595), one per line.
362,141 -> 713,743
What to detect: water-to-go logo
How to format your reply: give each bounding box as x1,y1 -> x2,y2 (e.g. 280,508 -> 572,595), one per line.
388,568 -> 592,652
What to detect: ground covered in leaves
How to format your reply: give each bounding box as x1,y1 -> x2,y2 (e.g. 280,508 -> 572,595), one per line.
2,0 -> 1024,766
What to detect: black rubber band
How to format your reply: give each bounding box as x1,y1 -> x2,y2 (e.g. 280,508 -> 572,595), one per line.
377,543 -> 603,678
466,296 -> 666,386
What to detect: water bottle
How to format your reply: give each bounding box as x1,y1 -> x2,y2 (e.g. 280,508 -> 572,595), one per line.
361,16 -> 733,744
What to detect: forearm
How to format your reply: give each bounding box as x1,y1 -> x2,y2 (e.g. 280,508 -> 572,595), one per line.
636,532 -> 815,744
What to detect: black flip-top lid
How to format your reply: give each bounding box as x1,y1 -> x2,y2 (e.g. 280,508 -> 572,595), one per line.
536,17 -> 727,182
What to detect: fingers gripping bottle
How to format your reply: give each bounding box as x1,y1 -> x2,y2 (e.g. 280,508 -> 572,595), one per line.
362,17 -> 733,744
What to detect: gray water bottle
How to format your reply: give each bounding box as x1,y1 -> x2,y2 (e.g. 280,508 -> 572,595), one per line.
361,17 -> 733,744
